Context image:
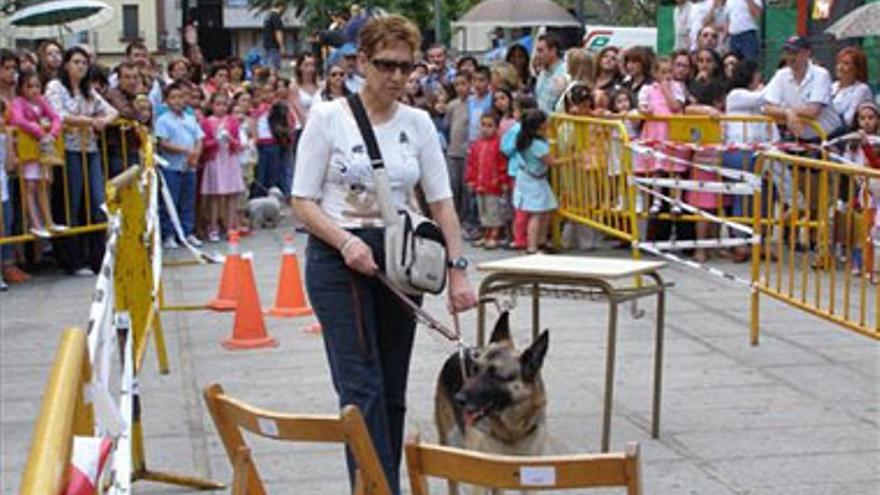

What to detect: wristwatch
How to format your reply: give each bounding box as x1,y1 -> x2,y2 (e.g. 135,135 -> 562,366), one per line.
448,256 -> 469,271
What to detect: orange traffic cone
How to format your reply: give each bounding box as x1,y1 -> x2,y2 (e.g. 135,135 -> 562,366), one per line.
223,255 -> 278,350
267,234 -> 313,318
209,231 -> 242,311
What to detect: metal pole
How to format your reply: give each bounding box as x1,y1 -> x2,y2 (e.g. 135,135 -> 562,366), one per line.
575,0 -> 585,25
434,0 -> 442,44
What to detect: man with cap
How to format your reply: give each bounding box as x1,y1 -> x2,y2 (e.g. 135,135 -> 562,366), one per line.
762,35 -> 842,141
335,43 -> 364,93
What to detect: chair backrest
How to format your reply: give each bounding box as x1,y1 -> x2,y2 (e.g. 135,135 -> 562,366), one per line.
203,383 -> 392,495
404,433 -> 642,495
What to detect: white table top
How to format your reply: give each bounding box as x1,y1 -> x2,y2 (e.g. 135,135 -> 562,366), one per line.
478,254 -> 666,280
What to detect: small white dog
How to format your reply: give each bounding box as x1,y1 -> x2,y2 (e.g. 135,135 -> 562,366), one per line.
247,187 -> 286,229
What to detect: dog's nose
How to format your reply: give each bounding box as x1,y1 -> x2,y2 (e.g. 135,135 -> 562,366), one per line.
454,392 -> 467,406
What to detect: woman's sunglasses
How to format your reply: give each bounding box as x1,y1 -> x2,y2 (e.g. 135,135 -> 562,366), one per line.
371,58 -> 414,75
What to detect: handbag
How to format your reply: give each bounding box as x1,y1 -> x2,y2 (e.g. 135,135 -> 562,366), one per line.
347,93 -> 448,295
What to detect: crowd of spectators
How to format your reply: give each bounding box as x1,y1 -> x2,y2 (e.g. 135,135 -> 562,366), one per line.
1,4 -> 878,290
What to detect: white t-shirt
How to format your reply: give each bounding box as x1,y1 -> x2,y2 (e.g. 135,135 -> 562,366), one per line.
674,2 -> 692,51
725,0 -> 761,35
831,81 -> 874,128
292,99 -> 452,229
764,62 -> 842,139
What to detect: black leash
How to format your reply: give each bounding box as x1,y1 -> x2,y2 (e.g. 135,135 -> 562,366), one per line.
374,271 -> 471,382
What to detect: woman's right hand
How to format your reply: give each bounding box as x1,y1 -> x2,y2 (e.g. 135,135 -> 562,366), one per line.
341,236 -> 378,275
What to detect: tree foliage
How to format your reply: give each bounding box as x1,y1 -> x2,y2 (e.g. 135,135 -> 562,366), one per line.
246,0 -> 658,38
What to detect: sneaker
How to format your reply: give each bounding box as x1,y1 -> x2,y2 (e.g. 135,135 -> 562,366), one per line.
48,224 -> 69,233
670,203 -> 683,215
484,239 -> 498,249
0,278 -> 8,292
207,230 -> 221,243
649,200 -> 663,215
163,238 -> 180,250
74,267 -> 94,277
472,238 -> 485,247
186,234 -> 203,247
29,226 -> 51,239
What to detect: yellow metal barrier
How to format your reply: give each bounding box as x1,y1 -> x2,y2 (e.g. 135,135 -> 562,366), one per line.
0,121 -> 142,246
20,133 -> 222,493
751,151 -> 879,343
19,327 -> 92,494
549,114 -> 640,261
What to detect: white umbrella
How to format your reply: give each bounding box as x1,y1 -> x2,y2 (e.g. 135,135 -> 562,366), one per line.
2,0 -> 114,40
825,2 -> 880,39
454,0 -> 580,28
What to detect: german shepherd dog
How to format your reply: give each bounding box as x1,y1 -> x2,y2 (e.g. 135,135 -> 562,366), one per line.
435,312 -> 550,492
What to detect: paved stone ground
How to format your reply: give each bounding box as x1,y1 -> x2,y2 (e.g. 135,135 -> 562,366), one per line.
1,228 -> 878,494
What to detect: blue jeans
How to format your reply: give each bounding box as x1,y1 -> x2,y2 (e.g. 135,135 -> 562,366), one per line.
264,47 -> 281,69
255,143 -> 285,196
305,229 -> 419,495
107,150 -> 140,178
51,151 -> 106,272
730,30 -> 760,62
159,168 -> 196,241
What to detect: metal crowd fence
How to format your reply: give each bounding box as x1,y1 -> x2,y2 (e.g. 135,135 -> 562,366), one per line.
0,120 -> 142,246
19,141 -> 224,493
548,114 -> 641,261
547,113 -> 878,341
750,150 -> 880,343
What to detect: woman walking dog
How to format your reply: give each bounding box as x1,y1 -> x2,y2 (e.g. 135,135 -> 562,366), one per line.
292,14 -> 477,495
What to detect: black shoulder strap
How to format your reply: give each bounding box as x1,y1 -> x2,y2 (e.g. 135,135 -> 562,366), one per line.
347,93 -> 384,170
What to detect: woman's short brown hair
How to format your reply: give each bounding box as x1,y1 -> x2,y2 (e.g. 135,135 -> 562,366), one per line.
358,14 -> 421,60
836,46 -> 868,83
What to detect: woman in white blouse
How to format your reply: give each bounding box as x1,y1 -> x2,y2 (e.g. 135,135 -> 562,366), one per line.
45,46 -> 117,275
831,47 -> 873,130
292,14 -> 476,495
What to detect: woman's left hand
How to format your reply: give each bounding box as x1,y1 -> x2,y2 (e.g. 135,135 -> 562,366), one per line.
447,270 -> 478,313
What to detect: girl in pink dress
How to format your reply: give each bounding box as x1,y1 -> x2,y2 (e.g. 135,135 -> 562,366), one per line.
10,71 -> 65,238
200,91 -> 245,241
638,56 -> 687,214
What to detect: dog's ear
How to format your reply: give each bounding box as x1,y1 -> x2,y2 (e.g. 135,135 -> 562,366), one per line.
520,330 -> 549,381
489,311 -> 512,344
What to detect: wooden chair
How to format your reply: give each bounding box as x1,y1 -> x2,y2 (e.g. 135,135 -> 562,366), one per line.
203,383 -> 391,495
404,433 -> 642,495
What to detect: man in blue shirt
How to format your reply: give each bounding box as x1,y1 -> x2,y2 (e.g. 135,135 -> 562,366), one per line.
155,80 -> 204,248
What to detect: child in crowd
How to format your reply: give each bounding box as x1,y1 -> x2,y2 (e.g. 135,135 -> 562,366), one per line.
445,72 -> 471,219
638,56 -> 686,215
844,102 -> 880,276
684,78 -> 728,263
502,95 -> 538,250
155,81 -> 204,249
428,85 -> 450,152
0,101 -> 12,291
10,71 -> 65,238
466,113 -> 509,248
512,109 -> 557,253
232,91 -> 256,233
200,92 -> 245,241
611,89 -> 641,138
492,87 -> 516,137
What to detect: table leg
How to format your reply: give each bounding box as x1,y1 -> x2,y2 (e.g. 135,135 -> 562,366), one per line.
531,283 -> 540,342
652,284 -> 666,439
601,301 -> 619,453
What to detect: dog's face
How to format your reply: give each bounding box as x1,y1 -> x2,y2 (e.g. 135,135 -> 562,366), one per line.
455,313 -> 549,426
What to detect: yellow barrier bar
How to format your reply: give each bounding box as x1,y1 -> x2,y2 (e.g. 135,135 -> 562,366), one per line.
751,151 -> 879,343
19,327 -> 88,495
